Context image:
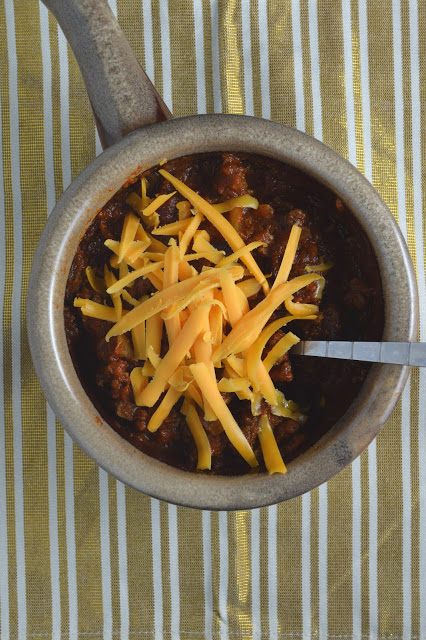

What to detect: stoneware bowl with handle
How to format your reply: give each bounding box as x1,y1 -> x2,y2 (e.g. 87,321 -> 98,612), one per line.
27,0 -> 418,510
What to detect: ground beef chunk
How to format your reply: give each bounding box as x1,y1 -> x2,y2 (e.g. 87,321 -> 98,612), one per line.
213,153 -> 249,198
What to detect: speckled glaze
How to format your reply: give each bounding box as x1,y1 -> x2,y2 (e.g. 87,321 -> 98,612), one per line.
28,0 -> 418,510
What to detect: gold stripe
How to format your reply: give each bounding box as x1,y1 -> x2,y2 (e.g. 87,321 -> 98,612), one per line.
376,406 -> 404,635
221,0 -> 244,114
169,0 -> 198,117
229,510 -> 252,638
126,490 -> 156,632
267,1 -> 296,126
247,0 -> 261,118
201,0 -> 215,114
298,3 -> 314,136
327,468 -> 354,636
360,449 -> 371,638
310,488 -> 319,636
276,498 -> 303,635
367,3 -> 398,222
410,366 -> 420,638
73,460 -> 104,628
177,508 -> 206,637
316,2 -> 348,156
117,0 -> 145,71
350,0 -> 366,175
210,510 -> 221,637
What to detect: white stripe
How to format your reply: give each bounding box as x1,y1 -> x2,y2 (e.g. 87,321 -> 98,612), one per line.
218,511 -> 228,640
358,2 -> 378,633
241,0 -> 254,116
341,4 -> 362,637
0,57 -> 10,640
95,131 -> 103,157
107,0 -> 117,16
168,504 -> 180,639
408,0 -> 426,635
58,28 -> 72,189
142,0 -> 155,83
99,469 -> 112,640
210,0 -> 222,113
202,511 -> 213,640
419,368 -> 426,640
258,0 -> 271,120
40,5 -> 61,637
308,0 -> 322,140
401,379 -> 412,640
368,439 -> 378,640
267,505 -> 277,640
64,434 -> 78,640
151,499 -> 163,640
47,407 -> 61,640
117,481 -> 129,640
291,0 -> 305,132
193,0 -> 206,114
251,509 -> 261,640
159,0 -> 172,111
301,493 -> 311,640
4,2 -> 26,637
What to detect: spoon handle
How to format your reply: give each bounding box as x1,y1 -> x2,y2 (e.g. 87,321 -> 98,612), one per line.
42,0 -> 172,149
292,341 -> 426,366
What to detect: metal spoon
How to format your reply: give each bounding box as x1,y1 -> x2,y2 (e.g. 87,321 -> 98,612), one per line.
292,341 -> 426,366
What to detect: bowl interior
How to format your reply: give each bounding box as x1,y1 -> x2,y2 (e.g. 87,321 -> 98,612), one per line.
27,114 -> 418,509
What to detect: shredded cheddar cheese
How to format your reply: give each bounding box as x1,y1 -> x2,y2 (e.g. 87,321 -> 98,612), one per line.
258,414 -> 287,475
74,166 -> 330,473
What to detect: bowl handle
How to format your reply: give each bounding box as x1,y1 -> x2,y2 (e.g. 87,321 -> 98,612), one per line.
42,0 -> 173,149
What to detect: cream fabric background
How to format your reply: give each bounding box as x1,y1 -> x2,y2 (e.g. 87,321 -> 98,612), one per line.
0,0 -> 425,638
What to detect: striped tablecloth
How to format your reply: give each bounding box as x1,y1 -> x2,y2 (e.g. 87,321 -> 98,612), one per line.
1,1 -> 425,638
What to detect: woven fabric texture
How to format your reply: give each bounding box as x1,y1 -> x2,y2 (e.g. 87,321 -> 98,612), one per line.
0,1 -> 425,638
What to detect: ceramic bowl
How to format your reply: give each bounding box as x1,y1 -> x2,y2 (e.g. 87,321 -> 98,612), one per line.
27,0 -> 418,510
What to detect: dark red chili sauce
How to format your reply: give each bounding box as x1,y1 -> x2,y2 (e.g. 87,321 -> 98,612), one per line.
64,152 -> 384,475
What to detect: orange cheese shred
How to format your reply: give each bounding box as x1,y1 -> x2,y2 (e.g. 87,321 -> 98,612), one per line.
212,273 -> 321,361
258,414 -> 287,475
159,169 -> 270,294
147,387 -> 182,432
190,362 -> 258,468
212,194 -> 259,214
142,191 -> 176,217
272,224 -> 302,290
137,305 -> 209,407
263,331 -> 301,372
184,403 -> 212,470
118,213 -> 140,263
105,264 -> 244,341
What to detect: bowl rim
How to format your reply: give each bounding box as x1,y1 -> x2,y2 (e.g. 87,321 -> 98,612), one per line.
27,114 -> 419,510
